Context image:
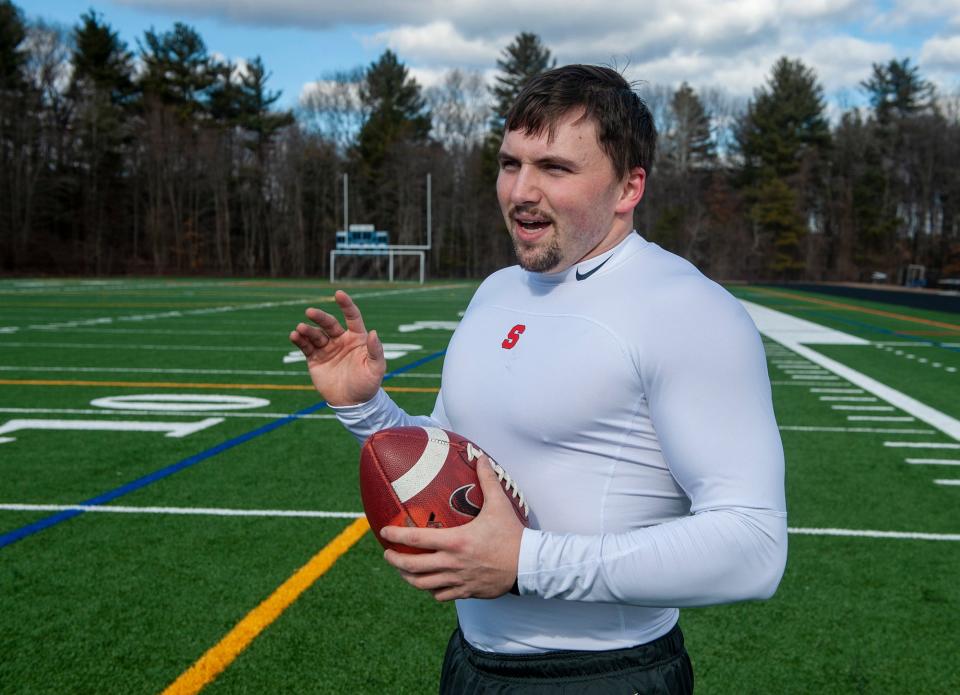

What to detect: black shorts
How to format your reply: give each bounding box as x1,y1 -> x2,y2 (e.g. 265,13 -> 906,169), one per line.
439,622 -> 694,694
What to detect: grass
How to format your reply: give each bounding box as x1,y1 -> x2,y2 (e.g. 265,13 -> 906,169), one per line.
0,278 -> 958,694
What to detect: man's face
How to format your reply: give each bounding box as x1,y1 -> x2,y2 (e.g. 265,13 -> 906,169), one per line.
496,110 -> 635,273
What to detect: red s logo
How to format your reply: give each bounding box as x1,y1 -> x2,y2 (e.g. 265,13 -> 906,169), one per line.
501,324 -> 526,349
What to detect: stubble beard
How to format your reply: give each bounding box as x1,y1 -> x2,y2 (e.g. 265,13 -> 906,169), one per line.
513,235 -> 562,273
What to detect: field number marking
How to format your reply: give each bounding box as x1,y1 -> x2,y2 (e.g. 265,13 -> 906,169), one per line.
0,417 -> 222,444
89,394 -> 270,411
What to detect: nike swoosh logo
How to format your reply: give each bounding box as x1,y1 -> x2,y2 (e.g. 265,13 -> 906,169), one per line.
575,256 -> 611,281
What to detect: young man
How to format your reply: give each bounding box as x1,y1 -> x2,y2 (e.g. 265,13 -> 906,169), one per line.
290,65 -> 787,694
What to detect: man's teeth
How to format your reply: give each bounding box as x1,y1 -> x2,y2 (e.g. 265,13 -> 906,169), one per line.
518,219 -> 550,229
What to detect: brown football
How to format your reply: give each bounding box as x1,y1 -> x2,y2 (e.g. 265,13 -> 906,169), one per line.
359,426 -> 530,553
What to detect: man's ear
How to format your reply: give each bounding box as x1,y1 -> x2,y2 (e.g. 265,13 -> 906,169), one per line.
615,166 -> 646,214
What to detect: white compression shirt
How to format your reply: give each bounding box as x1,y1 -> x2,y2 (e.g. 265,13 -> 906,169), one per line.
333,232 -> 787,654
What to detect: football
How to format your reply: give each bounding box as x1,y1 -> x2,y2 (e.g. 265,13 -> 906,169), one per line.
359,426 -> 530,553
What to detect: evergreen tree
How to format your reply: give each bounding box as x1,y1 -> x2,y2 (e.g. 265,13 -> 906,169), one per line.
139,22 -> 214,118
736,56 -> 829,181
483,32 -> 555,179
490,32 -> 555,129
70,10 -> 136,273
355,49 -> 430,173
0,0 -> 26,91
72,10 -> 134,104
663,82 -> 714,173
735,57 -> 830,277
862,58 -> 935,124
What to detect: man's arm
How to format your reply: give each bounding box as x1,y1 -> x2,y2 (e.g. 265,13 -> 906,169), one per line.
383,282 -> 787,606
516,283 -> 787,605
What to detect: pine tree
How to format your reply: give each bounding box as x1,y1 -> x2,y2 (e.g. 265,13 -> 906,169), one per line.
490,32 -> 555,129
355,50 -> 430,174
139,22 -> 214,119
736,56 -> 829,182
70,10 -> 136,273
862,58 -> 935,125
483,32 -> 555,178
0,0 -> 26,91
663,83 -> 714,173
735,57 -> 830,277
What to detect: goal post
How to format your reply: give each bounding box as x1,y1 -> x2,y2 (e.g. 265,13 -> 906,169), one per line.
329,248 -> 425,284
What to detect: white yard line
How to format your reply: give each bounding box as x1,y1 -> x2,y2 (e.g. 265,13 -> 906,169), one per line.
809,388 -> 864,394
934,480 -> 960,486
779,426 -> 934,434
0,284 -> 461,333
884,441 -> 960,449
788,527 -> 960,541
1,503 -> 955,540
846,416 -> 916,422
0,365 -> 441,379
0,407 -> 338,420
906,458 -> 960,465
790,375 -> 839,381
831,405 -> 895,411
741,300 -> 960,442
0,503 -> 364,518
819,396 -> 877,402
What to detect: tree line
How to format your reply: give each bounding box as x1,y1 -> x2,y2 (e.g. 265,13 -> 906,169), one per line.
2,1 -> 958,283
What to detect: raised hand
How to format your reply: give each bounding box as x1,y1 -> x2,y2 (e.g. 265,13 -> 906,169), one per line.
289,290 -> 386,406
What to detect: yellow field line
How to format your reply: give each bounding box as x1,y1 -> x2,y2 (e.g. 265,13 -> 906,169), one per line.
750,287 -> 960,331
162,517 -> 370,695
0,378 -> 439,393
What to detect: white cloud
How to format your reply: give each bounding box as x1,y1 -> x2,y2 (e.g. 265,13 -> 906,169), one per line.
118,0 -> 957,104
371,21 -> 501,66
921,33 -> 960,66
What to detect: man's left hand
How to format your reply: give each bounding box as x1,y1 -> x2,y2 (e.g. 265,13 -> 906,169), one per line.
380,456 -> 524,602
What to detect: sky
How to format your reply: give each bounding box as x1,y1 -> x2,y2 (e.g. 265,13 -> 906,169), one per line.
28,0 -> 960,112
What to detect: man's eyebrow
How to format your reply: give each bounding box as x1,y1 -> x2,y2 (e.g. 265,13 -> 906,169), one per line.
534,156 -> 578,169
496,151 -> 579,169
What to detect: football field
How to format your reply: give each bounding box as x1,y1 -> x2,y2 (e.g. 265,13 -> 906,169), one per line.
1,278 -> 957,694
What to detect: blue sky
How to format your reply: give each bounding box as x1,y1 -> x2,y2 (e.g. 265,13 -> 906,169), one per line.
28,1 -> 960,110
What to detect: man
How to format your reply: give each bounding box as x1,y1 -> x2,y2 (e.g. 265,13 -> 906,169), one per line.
290,65 -> 787,694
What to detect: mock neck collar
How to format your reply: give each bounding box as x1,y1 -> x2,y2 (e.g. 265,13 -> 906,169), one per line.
525,232 -> 648,286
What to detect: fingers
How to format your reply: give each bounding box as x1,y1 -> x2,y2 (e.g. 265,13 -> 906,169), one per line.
367,329 -> 384,363
475,455 -> 509,511
335,290 -> 368,334
304,307 -> 346,339
384,548 -> 458,575
290,321 -> 332,353
380,524 -> 453,552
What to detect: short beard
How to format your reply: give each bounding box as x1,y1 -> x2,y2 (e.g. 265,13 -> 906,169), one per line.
514,235 -> 562,273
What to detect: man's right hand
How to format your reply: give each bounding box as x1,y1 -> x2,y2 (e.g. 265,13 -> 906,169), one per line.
289,290 -> 386,406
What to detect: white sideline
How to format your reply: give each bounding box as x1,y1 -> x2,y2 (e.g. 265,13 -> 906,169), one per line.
741,300 -> 960,442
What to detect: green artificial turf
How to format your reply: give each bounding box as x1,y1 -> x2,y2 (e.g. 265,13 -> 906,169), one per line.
0,278 -> 957,693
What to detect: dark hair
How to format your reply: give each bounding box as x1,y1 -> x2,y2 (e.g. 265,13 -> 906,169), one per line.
504,65 -> 657,178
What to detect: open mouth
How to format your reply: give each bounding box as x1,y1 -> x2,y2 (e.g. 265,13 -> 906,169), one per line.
513,211 -> 553,232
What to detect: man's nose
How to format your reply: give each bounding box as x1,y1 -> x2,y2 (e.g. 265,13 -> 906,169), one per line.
509,166 -> 541,206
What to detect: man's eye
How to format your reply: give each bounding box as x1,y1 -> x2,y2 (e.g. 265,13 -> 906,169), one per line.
499,160 -> 518,170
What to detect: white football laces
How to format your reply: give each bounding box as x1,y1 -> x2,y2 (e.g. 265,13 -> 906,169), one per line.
466,443 -> 529,518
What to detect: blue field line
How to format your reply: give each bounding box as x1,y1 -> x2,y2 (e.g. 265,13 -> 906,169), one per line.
0,349 -> 447,550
